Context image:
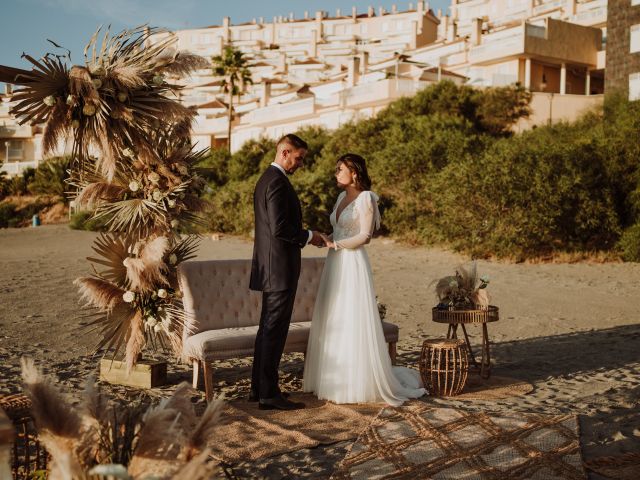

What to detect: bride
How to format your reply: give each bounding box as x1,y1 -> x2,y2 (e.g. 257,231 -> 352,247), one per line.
303,153 -> 426,406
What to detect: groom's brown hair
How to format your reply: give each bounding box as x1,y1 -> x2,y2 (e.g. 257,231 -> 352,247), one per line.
277,133 -> 308,151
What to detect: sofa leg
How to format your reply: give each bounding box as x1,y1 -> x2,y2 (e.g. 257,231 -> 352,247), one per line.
203,361 -> 214,402
388,342 -> 397,366
192,359 -> 200,389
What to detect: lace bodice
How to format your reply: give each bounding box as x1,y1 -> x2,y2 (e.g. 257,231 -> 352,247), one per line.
330,191 -> 381,249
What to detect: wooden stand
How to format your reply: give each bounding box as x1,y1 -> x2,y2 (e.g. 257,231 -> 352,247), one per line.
99,359 -> 167,388
432,306 -> 499,379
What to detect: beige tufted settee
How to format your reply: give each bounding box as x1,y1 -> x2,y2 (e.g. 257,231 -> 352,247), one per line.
178,257 -> 400,400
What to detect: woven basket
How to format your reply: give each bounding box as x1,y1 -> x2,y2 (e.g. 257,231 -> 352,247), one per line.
0,394 -> 48,479
419,339 -> 469,396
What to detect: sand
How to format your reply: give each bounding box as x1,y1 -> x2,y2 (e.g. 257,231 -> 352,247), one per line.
1,224 -> 639,479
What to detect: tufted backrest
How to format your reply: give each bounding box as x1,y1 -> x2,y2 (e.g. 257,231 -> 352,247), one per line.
178,257 -> 326,344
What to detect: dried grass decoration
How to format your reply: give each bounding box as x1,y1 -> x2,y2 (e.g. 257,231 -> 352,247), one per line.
20,358 -> 224,480
0,26 -> 211,372
434,262 -> 490,309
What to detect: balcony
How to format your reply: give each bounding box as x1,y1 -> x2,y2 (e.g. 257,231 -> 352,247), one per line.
2,160 -> 39,177
571,6 -> 607,27
244,96 -> 315,125
0,124 -> 35,138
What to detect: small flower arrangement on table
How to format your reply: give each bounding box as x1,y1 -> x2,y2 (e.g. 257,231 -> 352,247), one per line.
434,262 -> 490,310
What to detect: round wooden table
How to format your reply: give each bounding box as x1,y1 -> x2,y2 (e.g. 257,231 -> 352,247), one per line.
432,305 -> 499,379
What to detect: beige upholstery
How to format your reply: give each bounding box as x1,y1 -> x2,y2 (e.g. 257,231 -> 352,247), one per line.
177,257 -> 400,400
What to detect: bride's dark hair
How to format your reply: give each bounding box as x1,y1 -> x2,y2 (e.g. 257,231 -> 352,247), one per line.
337,153 -> 372,191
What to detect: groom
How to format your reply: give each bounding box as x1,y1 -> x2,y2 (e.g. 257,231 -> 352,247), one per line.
249,133 -> 324,410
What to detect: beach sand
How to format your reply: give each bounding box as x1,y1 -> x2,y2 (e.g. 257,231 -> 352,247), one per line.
1,224 -> 639,479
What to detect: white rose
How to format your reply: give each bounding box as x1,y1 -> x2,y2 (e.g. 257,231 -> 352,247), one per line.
148,172 -> 160,183
129,181 -> 140,192
82,104 -> 96,116
91,78 -> 102,89
170,219 -> 179,229
157,288 -> 167,299
152,190 -> 163,201
122,291 -> 135,303
72,119 -> 80,129
66,95 -> 75,105
169,253 -> 178,265
153,323 -> 163,333
167,199 -> 176,208
146,316 -> 157,327
43,95 -> 56,107
117,92 -> 128,102
449,280 -> 458,288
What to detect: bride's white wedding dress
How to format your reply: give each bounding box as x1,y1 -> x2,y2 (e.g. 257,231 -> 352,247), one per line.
303,190 -> 426,406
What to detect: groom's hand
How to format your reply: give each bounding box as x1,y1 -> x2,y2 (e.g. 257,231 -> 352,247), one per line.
309,231 -> 325,247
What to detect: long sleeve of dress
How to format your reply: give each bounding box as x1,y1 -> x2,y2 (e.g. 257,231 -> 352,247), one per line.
335,192 -> 380,250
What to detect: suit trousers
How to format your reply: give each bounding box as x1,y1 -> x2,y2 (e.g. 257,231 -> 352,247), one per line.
251,288 -> 297,400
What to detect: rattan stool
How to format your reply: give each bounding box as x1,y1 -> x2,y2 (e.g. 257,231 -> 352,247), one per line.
419,339 -> 469,396
0,394 -> 48,479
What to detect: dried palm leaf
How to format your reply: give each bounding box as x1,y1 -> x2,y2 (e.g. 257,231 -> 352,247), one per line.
89,301 -> 138,356
43,99 -> 71,155
93,198 -> 166,237
86,233 -> 132,287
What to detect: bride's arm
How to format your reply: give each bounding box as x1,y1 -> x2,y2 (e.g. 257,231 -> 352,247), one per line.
333,193 -> 376,250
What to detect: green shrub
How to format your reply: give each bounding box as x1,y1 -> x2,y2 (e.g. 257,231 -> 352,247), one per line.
618,223 -> 640,262
69,210 -> 109,231
28,156 -> 71,200
0,202 -> 18,228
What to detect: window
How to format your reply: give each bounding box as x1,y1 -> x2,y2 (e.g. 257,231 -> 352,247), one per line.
5,140 -> 24,161
630,73 -> 640,101
631,24 -> 640,53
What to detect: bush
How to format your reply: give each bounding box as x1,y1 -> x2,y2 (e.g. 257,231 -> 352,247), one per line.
618,223 -> 640,262
0,202 -> 18,228
68,210 -> 109,231
28,156 -> 71,201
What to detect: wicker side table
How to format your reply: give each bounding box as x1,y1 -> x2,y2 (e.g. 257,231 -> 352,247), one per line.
419,339 -> 469,396
432,305 -> 499,379
0,394 -> 48,479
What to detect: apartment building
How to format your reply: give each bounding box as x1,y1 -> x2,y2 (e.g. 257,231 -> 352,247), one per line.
1,1 -> 614,173
605,0 -> 640,99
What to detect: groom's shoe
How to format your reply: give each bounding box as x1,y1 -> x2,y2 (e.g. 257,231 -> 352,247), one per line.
248,390 -> 290,402
258,396 -> 305,411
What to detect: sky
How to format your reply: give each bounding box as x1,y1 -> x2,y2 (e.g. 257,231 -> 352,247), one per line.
0,0 -> 451,70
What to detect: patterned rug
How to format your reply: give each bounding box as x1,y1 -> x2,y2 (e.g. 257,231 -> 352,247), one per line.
331,402 -> 586,480
585,452 -> 640,480
209,393 -> 382,463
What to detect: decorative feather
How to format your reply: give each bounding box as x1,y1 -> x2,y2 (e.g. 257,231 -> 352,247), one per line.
74,276 -> 125,312
184,399 -> 224,459
75,181 -> 125,208
125,311 -> 145,373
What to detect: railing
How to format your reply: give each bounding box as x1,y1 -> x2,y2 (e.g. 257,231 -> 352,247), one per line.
1,160 -> 39,177
0,124 -> 34,137
571,6 -> 607,25
246,96 -> 315,124
470,33 -> 523,63
533,0 -> 565,16
525,24 -> 546,39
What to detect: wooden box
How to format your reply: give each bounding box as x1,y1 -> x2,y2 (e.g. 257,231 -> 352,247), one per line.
99,359 -> 167,388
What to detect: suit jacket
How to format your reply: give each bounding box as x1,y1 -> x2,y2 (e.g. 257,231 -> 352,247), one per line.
250,166 -> 309,292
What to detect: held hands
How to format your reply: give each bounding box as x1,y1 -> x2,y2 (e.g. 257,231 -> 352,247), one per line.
309,231 -> 336,249
320,233 -> 336,250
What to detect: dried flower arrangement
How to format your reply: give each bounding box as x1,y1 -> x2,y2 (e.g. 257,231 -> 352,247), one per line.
21,357 -> 223,480
434,262 -> 490,310
0,26 -> 210,371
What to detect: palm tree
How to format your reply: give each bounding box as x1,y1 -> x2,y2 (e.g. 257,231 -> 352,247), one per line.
211,46 -> 253,152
